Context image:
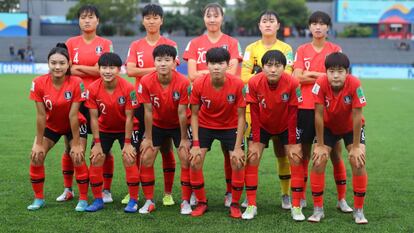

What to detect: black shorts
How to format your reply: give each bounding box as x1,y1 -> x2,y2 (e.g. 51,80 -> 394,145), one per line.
79,103 -> 92,134
134,105 -> 145,140
259,128 -> 299,146
297,109 -> 315,144
152,126 -> 182,148
44,127 -> 87,144
199,127 -> 238,151
316,127 -> 366,148
97,131 -> 140,155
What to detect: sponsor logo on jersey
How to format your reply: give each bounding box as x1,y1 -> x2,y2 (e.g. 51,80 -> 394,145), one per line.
172,91 -> 180,101
95,46 -> 103,55
344,95 -> 352,104
281,93 -> 289,102
118,96 -> 126,105
64,91 -> 72,100
227,94 -> 235,104
356,87 -> 366,104
312,83 -> 320,95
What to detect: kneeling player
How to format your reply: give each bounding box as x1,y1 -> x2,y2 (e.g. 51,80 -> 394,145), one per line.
244,50 -> 302,220
309,52 -> 368,224
85,53 -> 140,213
138,45 -> 191,214
189,47 -> 246,218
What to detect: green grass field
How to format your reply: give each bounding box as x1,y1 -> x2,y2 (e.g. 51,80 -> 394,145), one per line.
0,74 -> 413,232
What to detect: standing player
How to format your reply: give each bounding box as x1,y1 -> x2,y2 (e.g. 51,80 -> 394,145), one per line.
137,45 -> 191,215
293,11 -> 352,212
183,2 -> 243,207
84,53 -> 140,213
243,50 -> 301,220
241,10 -> 294,210
309,52 -> 368,224
189,48 -> 246,218
61,4 -> 114,203
125,3 -> 179,206
28,44 -> 89,211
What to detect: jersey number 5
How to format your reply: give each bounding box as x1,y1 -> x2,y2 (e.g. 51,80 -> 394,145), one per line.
137,54 -> 144,67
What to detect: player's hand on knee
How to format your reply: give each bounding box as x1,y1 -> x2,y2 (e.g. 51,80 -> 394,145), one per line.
122,143 -> 136,165
230,148 -> 245,169
140,138 -> 154,154
312,144 -> 329,167
349,144 -> 365,169
31,143 -> 45,165
179,138 -> 190,154
247,142 -> 260,164
287,144 -> 303,165
70,143 -> 84,165
90,143 -> 104,164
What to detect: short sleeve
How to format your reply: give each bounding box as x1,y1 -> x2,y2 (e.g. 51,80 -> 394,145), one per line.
137,79 -> 151,104
289,78 -> 300,106
241,44 -> 255,84
179,79 -> 190,105
293,46 -> 304,70
352,78 -> 367,108
229,39 -> 243,62
312,78 -> 325,105
245,78 -> 258,104
29,78 -> 43,102
72,79 -> 86,103
189,80 -> 201,105
182,40 -> 197,61
236,81 -> 246,108
126,82 -> 139,110
85,86 -> 98,109
126,42 -> 137,64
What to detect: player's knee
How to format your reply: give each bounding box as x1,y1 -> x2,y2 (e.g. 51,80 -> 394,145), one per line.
141,155 -> 154,168
190,156 -> 202,170
247,153 -> 259,165
90,155 -> 104,167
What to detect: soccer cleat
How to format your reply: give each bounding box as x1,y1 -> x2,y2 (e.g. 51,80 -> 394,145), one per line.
139,200 -> 155,214
229,203 -> 242,218
241,205 -> 257,220
241,198 -> 248,208
56,188 -> 74,202
121,193 -> 130,204
124,199 -> 138,213
191,202 -> 208,217
224,192 -> 232,208
353,208 -> 368,224
281,195 -> 292,210
27,199 -> 45,211
190,192 -> 197,206
102,190 -> 113,203
308,206 -> 325,223
300,199 -> 307,208
85,198 -> 104,212
291,207 -> 305,221
162,194 -> 175,206
337,199 -> 353,213
75,200 -> 88,212
180,200 -> 192,215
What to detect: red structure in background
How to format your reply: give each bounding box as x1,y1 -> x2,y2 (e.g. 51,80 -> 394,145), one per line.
379,16 -> 412,39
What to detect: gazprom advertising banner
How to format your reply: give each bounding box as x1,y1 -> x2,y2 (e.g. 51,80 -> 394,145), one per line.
336,0 -> 414,23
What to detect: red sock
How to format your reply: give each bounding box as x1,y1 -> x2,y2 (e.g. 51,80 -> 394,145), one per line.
224,151 -> 232,193
140,166 -> 155,200
353,174 -> 367,209
180,167 -> 191,201
190,168 -> 206,203
231,168 -> 245,204
61,153 -> 74,188
245,165 -> 258,206
30,164 -> 45,199
310,171 -> 325,208
290,164 -> 305,207
302,159 -> 309,200
162,150 -> 175,194
75,163 -> 89,201
333,159 -> 347,200
125,165 -> 140,200
89,165 -> 103,199
103,154 -> 114,191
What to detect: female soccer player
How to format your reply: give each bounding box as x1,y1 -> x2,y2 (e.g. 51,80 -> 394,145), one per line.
293,11 -> 352,213
189,47 -> 246,218
125,3 -> 179,206
138,45 -> 191,215
84,52 -> 140,213
59,4 -> 114,203
309,52 -> 368,224
28,43 -> 89,211
183,2 -> 243,207
241,10 -> 294,210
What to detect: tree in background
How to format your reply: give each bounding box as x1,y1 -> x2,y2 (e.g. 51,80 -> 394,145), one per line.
0,0 -> 19,12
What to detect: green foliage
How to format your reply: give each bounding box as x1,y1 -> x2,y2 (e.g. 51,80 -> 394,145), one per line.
99,24 -> 116,36
0,0 -> 19,12
339,25 -> 373,38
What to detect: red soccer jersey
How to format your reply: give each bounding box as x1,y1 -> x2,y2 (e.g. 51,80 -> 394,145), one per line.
190,74 -> 246,129
294,41 -> 342,109
246,72 -> 300,134
85,76 -> 138,133
312,74 -> 366,135
66,35 -> 113,88
126,36 -> 179,87
183,34 -> 243,71
30,74 -> 86,134
138,70 -> 190,129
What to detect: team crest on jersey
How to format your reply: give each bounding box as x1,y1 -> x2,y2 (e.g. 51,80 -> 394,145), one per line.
64,91 -> 72,100
222,45 -> 228,50
95,46 -> 103,55
281,93 -> 289,102
118,96 -> 126,105
227,94 -> 236,104
172,91 -> 180,101
344,95 -> 352,104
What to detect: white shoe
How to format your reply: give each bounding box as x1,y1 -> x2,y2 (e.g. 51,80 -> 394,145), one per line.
281,195 -> 291,210
190,192 -> 197,206
353,208 -> 368,224
308,206 -> 325,222
56,188 -> 74,202
180,200 -> 192,215
241,198 -> 248,208
300,199 -> 307,208
139,199 -> 155,214
291,207 -> 305,221
102,190 -> 113,203
224,192 -> 232,208
337,199 -> 353,213
241,205 -> 257,220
